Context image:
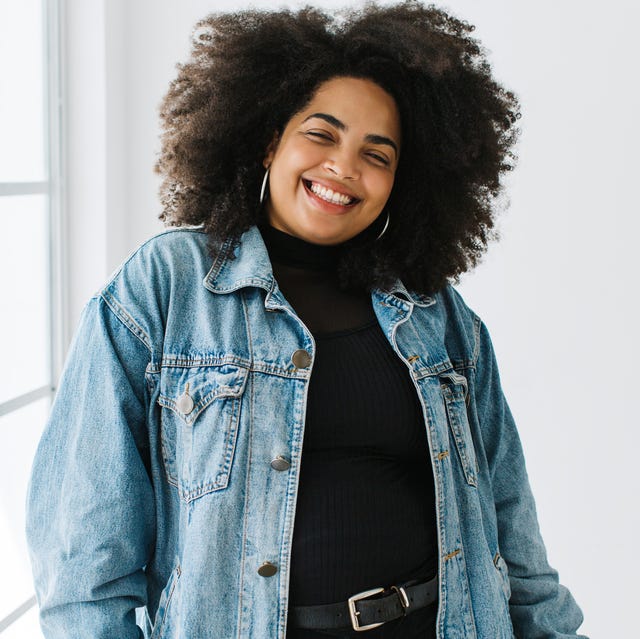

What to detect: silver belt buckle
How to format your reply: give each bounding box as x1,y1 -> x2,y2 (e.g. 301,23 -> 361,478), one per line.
347,587 -> 385,632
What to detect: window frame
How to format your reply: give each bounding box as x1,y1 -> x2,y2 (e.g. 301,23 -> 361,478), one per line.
0,0 -> 65,632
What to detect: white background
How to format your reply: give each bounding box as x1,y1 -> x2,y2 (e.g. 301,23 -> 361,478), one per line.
59,1 -> 639,637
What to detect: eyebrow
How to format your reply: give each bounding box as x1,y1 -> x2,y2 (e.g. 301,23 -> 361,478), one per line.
302,112 -> 399,155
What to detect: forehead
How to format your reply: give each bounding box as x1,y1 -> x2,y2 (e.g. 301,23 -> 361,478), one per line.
295,76 -> 401,142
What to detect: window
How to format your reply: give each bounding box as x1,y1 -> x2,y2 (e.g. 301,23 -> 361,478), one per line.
0,0 -> 63,635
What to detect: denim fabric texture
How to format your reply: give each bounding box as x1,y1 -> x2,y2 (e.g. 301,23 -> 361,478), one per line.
26,226 -> 587,638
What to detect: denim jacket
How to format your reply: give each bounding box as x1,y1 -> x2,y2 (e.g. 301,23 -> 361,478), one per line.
26,226 -> 586,638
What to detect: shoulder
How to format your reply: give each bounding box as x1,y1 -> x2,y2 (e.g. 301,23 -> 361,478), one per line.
434,284 -> 476,319
97,227 -> 216,355
106,226 -> 211,282
432,284 -> 482,368
101,226 -> 214,294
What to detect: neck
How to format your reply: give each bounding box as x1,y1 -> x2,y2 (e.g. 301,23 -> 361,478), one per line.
258,221 -> 341,271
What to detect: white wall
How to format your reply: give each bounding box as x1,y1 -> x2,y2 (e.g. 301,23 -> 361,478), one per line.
64,1 -> 639,636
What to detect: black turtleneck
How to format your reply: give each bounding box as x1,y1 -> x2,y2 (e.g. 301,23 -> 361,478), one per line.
258,222 -> 376,335
259,223 -> 438,639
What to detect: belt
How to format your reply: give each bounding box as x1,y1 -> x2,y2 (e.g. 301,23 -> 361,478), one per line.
289,575 -> 439,632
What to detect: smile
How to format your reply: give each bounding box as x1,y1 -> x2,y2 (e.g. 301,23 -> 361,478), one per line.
303,179 -> 359,207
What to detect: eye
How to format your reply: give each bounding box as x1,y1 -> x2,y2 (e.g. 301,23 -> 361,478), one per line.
366,151 -> 390,166
305,130 -> 333,142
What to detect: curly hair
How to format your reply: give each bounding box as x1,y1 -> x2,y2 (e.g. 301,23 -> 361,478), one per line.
156,0 -> 520,295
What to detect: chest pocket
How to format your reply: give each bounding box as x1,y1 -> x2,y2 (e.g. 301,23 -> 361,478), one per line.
440,371 -> 478,487
158,363 -> 248,502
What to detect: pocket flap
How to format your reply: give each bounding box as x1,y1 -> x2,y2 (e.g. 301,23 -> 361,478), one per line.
440,370 -> 478,487
158,364 -> 248,425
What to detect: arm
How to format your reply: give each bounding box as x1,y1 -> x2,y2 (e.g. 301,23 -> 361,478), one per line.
474,318 -> 587,638
26,295 -> 156,638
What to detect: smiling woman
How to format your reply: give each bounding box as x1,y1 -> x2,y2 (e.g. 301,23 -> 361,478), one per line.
154,2 -> 521,296
263,77 -> 401,245
25,2 -> 588,639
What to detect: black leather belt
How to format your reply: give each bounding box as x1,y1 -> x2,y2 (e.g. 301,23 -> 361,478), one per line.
289,575 -> 439,632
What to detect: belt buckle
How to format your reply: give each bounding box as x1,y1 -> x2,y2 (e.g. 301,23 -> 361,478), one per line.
347,587 -> 385,632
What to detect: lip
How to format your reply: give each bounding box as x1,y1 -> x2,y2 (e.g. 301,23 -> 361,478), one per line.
302,179 -> 360,213
302,177 -> 361,202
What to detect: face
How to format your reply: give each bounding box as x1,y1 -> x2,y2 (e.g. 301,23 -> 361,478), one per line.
263,76 -> 401,245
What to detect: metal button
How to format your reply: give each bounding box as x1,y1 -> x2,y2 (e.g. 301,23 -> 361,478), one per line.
291,349 -> 312,369
270,456 -> 291,471
257,561 -> 278,577
177,389 -> 194,414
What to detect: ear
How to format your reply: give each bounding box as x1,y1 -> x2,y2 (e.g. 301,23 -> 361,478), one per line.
263,131 -> 280,168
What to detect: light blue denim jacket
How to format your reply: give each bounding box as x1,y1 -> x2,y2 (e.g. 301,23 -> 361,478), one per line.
26,226 -> 586,638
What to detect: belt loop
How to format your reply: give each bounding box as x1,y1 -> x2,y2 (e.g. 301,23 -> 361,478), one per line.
390,585 -> 410,615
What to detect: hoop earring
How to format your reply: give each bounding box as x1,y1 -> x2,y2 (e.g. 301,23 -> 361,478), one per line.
375,211 -> 390,241
259,167 -> 270,205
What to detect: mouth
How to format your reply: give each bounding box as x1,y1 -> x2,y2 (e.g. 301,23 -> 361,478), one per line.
302,179 -> 360,208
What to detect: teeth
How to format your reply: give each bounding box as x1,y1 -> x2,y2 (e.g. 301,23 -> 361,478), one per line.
308,181 -> 355,206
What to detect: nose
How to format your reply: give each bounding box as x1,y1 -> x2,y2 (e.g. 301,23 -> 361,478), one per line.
323,148 -> 360,181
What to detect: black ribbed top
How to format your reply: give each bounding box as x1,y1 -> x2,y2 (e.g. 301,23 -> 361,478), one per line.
259,223 -> 438,638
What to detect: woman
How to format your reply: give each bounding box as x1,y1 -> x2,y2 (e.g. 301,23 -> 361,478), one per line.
26,2 -> 587,638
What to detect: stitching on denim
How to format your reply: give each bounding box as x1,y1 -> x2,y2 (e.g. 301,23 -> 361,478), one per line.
210,276 -> 274,294
462,546 -> 480,639
235,289 -> 254,638
160,356 -> 312,381
180,396 -> 242,502
442,385 -> 478,487
444,549 -> 461,561
153,563 -> 181,638
416,387 -> 446,636
159,407 -> 179,489
236,349 -> 255,639
452,359 -> 475,372
100,288 -> 152,352
146,362 -> 160,375
240,289 -> 254,371
278,373 -> 313,634
204,234 -> 237,286
158,375 -> 247,424
472,313 -> 482,366
157,364 -> 247,502
411,360 -> 457,379
161,354 -> 251,369
161,355 -> 283,375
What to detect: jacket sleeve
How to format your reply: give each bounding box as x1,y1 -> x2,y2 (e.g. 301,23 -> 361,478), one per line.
474,318 -> 588,638
26,295 -> 156,639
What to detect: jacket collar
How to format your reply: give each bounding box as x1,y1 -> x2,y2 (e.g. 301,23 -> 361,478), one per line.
203,225 -> 435,308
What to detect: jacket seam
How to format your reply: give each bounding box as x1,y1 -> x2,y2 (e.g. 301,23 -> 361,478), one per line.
452,359 -> 475,373
100,288 -> 153,354
236,290 -> 253,638
205,234 -> 237,284
472,313 -> 482,367
236,379 -> 252,638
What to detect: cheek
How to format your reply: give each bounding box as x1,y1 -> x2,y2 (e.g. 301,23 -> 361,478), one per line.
367,173 -> 395,204
274,143 -> 324,180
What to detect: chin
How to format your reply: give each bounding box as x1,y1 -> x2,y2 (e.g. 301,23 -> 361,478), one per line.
305,225 -> 358,245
